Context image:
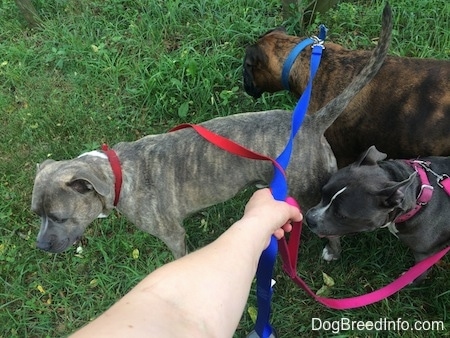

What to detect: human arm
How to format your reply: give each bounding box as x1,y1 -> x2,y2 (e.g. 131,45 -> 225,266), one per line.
70,188 -> 302,338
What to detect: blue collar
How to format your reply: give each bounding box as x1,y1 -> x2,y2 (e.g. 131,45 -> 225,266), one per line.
281,38 -> 314,90
281,25 -> 328,91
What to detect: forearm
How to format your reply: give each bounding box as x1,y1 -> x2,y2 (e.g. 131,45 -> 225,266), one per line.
71,217 -> 271,338
140,216 -> 272,336
70,189 -> 301,338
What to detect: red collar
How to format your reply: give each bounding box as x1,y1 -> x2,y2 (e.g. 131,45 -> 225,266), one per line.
101,144 -> 122,207
395,160 -> 434,223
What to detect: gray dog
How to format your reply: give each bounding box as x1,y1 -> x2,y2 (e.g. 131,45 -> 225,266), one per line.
31,6 -> 391,259
306,145 -> 450,281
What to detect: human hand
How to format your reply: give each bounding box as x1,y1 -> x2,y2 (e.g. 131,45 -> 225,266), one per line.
243,188 -> 302,240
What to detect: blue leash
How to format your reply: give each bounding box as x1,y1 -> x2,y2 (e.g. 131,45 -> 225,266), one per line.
250,25 -> 327,338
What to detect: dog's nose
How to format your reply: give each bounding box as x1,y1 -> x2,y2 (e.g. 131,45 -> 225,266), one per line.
36,239 -> 52,251
305,211 -> 317,229
36,234 -> 61,252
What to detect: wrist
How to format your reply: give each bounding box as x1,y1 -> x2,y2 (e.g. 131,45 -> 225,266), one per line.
232,216 -> 274,250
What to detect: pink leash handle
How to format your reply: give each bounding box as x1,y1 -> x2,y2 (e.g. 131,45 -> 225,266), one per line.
279,197 -> 450,309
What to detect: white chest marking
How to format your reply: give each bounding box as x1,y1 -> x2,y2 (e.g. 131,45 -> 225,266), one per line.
77,150 -> 108,159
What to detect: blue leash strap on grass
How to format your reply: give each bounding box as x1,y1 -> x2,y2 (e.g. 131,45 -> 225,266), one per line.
251,33 -> 326,338
253,235 -> 278,337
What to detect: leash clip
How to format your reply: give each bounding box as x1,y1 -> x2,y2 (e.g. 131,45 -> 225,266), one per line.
311,24 -> 327,49
437,174 -> 449,188
415,160 -> 450,189
310,36 -> 325,49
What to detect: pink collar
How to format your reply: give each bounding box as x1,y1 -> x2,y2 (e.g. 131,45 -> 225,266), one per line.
101,144 -> 122,207
394,160 -> 434,223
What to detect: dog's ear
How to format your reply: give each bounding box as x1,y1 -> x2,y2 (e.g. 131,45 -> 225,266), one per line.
354,145 -> 387,167
379,174 -> 416,209
259,27 -> 286,37
244,45 -> 266,69
68,171 -> 111,197
36,159 -> 55,172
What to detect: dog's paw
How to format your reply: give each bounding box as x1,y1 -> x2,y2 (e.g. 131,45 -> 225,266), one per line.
322,245 -> 340,261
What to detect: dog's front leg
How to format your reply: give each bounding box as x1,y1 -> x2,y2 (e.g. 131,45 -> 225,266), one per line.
410,251 -> 431,284
139,217 -> 187,259
322,237 -> 342,261
158,223 -> 187,259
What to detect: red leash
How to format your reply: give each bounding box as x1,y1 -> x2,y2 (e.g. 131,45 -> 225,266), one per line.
170,123 -> 286,176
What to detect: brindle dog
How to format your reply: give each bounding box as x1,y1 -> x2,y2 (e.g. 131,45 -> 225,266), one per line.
32,5 -> 392,259
243,7 -> 450,168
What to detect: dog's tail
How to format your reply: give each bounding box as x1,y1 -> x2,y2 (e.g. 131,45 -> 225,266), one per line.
313,3 -> 393,130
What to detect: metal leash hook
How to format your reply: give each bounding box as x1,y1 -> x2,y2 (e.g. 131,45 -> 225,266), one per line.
310,25 -> 328,50
317,24 -> 328,43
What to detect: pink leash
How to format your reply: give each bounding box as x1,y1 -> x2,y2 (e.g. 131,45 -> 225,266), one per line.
280,197 -> 450,309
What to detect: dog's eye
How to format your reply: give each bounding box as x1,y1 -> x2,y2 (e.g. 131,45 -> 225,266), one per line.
49,215 -> 68,224
334,210 -> 346,220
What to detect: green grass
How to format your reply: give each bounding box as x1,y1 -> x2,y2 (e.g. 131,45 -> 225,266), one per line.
1,0 -> 449,337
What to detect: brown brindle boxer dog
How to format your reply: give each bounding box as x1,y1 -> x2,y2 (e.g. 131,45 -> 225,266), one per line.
243,9 -> 450,168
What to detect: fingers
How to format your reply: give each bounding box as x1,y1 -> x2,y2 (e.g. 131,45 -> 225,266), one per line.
272,221 -> 294,240
287,204 -> 303,223
244,188 -> 302,238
